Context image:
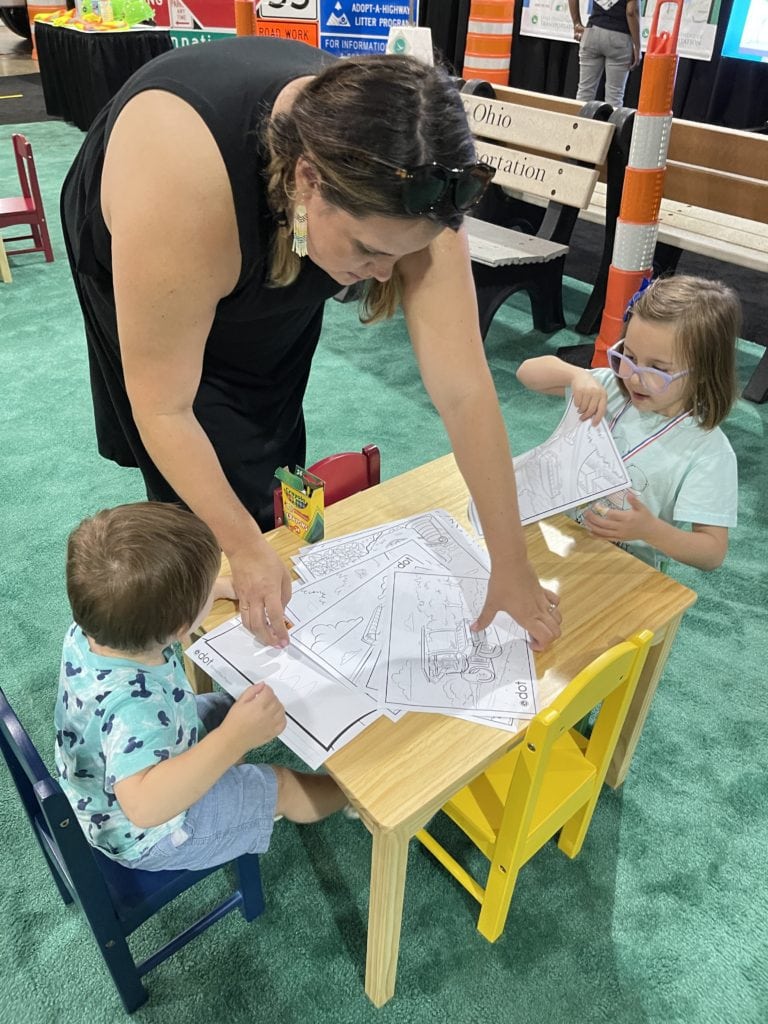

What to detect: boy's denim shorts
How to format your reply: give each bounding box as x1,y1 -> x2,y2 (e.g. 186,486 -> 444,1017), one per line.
125,692 -> 278,872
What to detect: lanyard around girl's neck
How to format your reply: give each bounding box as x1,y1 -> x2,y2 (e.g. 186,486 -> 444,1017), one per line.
609,400 -> 691,463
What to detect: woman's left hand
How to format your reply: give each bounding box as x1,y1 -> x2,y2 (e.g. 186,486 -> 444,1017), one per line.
471,560 -> 562,651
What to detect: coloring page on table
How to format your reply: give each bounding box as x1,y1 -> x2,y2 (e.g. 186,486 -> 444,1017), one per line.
186,617 -> 379,769
383,571 -> 538,719
292,509 -> 490,583
469,401 -> 631,534
287,540 -> 441,625
288,560 -> 414,718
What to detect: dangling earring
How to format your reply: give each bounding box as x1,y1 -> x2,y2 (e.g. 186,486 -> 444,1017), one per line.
292,199 -> 308,258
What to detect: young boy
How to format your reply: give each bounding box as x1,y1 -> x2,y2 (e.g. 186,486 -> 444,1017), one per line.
55,502 -> 346,871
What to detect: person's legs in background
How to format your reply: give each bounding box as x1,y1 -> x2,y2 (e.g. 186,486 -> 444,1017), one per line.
576,26 -> 607,101
603,30 -> 634,106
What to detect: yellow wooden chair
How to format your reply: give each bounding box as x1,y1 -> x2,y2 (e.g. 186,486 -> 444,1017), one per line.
416,630 -> 653,942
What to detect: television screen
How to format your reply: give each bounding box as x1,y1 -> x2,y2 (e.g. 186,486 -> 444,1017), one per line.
722,0 -> 768,61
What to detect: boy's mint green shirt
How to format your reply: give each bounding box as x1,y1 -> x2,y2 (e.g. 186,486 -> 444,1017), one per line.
54,625 -> 203,862
567,369 -> 738,568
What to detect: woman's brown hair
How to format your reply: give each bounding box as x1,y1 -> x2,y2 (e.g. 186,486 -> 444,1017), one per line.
67,503 -> 221,652
623,275 -> 740,429
264,54 -> 478,322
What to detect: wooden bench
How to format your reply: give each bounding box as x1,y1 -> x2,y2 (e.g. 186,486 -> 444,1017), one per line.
459,82 -> 618,339
643,120 -> 768,402
483,86 -> 768,403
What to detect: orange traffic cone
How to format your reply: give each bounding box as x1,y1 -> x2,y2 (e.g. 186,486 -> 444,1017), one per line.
592,0 -> 684,366
462,1 -> 514,86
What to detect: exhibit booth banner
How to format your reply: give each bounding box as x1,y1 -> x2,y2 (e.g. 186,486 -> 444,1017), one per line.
519,0 -> 590,45
519,0 -> 723,60
149,0 -> 419,53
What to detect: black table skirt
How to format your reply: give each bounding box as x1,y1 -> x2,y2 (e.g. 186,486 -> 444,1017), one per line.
36,21 -> 173,132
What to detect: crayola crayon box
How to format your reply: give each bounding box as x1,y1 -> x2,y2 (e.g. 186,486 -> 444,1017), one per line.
275,466 -> 325,543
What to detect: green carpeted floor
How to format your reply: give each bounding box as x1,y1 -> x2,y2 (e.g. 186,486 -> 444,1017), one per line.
1,121 -> 767,1024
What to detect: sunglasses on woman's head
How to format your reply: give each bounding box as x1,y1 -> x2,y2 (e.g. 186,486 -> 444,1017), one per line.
345,151 -> 495,216
608,341 -> 689,394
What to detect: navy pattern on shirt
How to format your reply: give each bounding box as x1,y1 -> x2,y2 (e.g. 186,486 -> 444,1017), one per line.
54,625 -> 203,861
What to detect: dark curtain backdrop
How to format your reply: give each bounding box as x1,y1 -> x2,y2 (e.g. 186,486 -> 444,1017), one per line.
421,0 -> 768,131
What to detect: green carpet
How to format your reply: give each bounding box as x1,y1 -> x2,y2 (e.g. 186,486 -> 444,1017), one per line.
1,121 -> 767,1024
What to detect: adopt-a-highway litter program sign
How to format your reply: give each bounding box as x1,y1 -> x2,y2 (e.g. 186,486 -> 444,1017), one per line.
320,0 -> 419,56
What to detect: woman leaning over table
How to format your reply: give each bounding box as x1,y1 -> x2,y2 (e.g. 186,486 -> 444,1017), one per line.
61,37 -> 562,652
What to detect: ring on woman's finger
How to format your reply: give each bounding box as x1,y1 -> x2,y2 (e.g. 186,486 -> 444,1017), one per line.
240,604 -> 250,610
548,603 -> 557,612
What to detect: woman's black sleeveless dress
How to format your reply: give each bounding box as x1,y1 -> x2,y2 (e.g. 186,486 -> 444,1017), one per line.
61,37 -> 340,530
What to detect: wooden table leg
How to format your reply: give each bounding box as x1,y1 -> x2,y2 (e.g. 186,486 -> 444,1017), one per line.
365,827 -> 410,1008
0,237 -> 12,284
606,613 -> 683,788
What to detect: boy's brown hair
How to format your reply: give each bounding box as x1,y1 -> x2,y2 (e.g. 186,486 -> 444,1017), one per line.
624,275 -> 740,429
67,503 -> 221,652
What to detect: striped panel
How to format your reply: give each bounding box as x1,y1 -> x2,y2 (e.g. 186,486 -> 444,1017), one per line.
470,0 -> 515,17
619,167 -> 666,222
637,54 -> 677,115
602,267 -> 651,319
627,114 -> 673,170
468,20 -> 515,33
464,33 -> 513,57
612,221 -> 660,271
463,55 -> 513,71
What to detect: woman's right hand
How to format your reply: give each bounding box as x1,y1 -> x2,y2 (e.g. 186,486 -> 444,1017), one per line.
571,369 -> 608,425
229,542 -> 293,647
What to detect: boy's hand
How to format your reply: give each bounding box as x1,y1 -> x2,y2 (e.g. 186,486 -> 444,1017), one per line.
583,492 -> 655,543
222,683 -> 286,755
571,370 -> 608,425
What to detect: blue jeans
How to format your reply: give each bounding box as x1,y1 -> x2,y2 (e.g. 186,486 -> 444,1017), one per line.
121,692 -> 278,871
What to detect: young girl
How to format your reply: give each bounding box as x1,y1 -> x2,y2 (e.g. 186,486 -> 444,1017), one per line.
516,275 -> 740,571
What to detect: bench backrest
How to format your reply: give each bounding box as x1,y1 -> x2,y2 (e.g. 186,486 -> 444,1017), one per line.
461,90 -> 615,212
664,120 -> 768,223
493,85 -> 768,224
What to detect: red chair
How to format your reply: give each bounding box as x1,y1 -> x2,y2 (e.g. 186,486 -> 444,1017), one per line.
273,444 -> 381,528
0,134 -> 54,263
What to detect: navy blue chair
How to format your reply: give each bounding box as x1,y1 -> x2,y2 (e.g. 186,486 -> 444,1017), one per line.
0,686 -> 265,1013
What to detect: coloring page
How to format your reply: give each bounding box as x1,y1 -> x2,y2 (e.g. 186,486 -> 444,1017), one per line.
383,572 -> 538,718
186,617 -> 380,769
288,562 -> 403,708
293,509 -> 490,582
287,540 -> 440,625
469,400 -> 631,534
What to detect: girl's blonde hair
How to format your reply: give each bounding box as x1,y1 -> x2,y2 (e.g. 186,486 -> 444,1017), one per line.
624,275 -> 740,429
263,55 -> 478,323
